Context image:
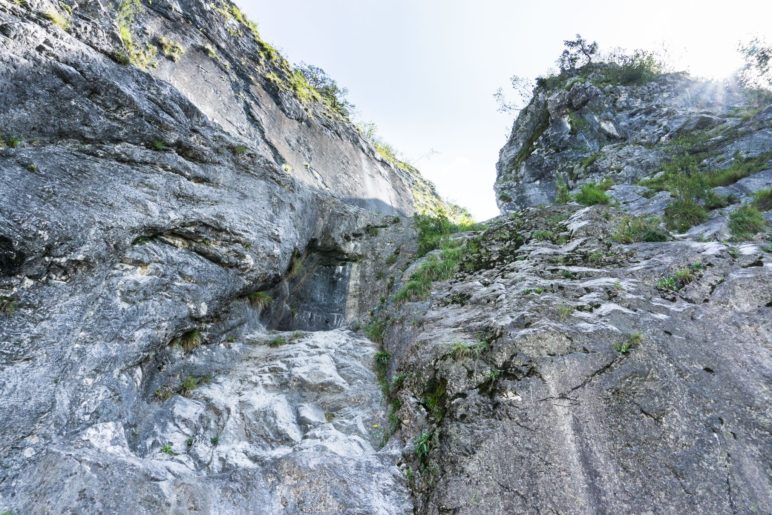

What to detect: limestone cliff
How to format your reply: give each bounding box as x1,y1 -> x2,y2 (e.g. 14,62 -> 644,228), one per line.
374,68 -> 771,513
1,1 -> 771,514
0,0 -> 448,511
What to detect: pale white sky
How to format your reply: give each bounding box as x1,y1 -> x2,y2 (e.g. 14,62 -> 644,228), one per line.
239,0 -> 771,220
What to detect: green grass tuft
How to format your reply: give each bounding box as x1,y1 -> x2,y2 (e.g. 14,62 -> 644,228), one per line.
574,182 -> 610,205
612,215 -> 669,243
752,188 -> 772,211
728,204 -> 766,240
158,36 -> 184,62
247,291 -> 271,309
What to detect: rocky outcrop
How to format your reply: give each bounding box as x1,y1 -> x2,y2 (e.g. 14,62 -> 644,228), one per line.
368,70 -> 771,513
0,0 -> 449,511
1,1 -> 771,513
495,72 -> 772,217
380,206 -> 770,513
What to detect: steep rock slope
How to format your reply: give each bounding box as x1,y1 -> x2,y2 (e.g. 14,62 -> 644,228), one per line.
495,72 -> 772,224
373,74 -> 771,513
0,0 -> 454,511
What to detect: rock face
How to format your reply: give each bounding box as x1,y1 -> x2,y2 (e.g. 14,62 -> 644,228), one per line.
1,0 -> 771,513
0,0 -> 439,512
382,207 -> 771,514
495,72 -> 772,213
373,71 -> 771,513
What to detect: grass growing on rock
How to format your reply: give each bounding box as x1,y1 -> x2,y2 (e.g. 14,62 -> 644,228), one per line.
612,215 -> 669,243
574,180 -> 612,206
247,291 -> 271,309
752,188 -> 772,211
657,263 -> 703,292
614,332 -> 642,354
158,36 -> 184,61
729,204 -> 766,240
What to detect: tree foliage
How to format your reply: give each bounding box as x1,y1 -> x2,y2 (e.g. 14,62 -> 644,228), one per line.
558,34 -> 599,72
739,38 -> 771,89
296,63 -> 355,117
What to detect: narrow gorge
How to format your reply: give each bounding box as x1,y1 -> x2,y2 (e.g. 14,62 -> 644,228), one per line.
0,1 -> 770,514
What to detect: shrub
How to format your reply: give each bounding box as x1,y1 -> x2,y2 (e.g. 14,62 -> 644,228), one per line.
574,182 -> 610,205
160,443 -> 175,455
729,204 -> 765,240
151,140 -> 167,151
612,215 -> 669,243
752,188 -> 772,211
296,63 -> 354,118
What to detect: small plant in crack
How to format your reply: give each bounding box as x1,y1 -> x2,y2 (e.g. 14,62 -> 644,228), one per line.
210,436 -> 220,446
173,329 -> 203,352
450,340 -> 488,360
614,332 -> 642,354
150,140 -> 168,151
414,430 -> 432,463
557,305 -> 573,321
160,443 -> 175,456
656,262 -> 703,292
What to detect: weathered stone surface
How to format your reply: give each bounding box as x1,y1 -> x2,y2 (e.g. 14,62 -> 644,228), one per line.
381,206 -> 771,514
8,329 -> 410,514
495,72 -> 772,222
0,0 -> 440,512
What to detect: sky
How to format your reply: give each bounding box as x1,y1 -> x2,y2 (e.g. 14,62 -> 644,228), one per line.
238,0 -> 771,220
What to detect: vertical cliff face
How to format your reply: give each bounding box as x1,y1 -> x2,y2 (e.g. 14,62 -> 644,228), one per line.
366,70 -> 770,513
495,70 -> 772,232
0,0 -> 457,511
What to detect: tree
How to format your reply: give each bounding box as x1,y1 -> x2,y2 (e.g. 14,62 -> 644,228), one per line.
558,34 -> 598,73
739,38 -> 771,89
494,75 -> 535,113
296,63 -> 355,117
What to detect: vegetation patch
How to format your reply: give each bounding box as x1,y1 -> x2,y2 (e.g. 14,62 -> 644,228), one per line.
173,329 -> 202,352
612,215 -> 669,243
657,263 -> 703,292
268,336 -> 287,347
728,204 -> 766,240
574,180 -> 611,205
158,36 -> 184,62
0,296 -> 17,316
752,188 -> 772,211
43,9 -> 69,30
115,0 -> 158,69
614,332 -> 642,354
247,291 -> 272,309
363,317 -> 388,344
449,340 -> 488,360
705,152 -> 772,187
